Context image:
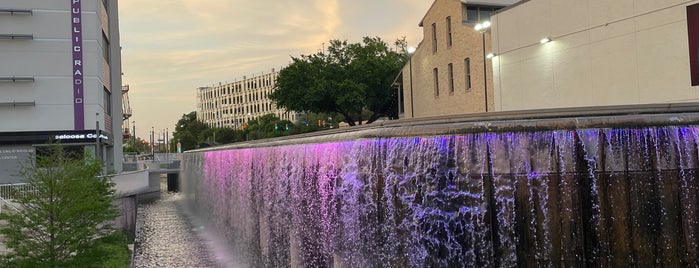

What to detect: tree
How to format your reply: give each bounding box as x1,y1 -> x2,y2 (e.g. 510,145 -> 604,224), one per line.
172,111 -> 210,151
0,145 -> 121,267
271,36 -> 408,126
245,114 -> 294,140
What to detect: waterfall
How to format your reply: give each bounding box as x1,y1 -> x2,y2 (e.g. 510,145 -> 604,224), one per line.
181,126 -> 699,267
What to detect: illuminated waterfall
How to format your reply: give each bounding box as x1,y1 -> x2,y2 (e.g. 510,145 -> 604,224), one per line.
180,126 -> 699,267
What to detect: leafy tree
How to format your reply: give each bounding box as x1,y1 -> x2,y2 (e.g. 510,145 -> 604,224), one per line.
173,111 -> 210,151
245,114 -> 294,140
271,36 -> 408,126
0,145 -> 120,267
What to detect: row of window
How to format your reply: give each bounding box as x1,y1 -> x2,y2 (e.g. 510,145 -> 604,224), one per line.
207,112 -> 295,128
432,58 -> 474,96
201,76 -> 277,100
430,5 -> 502,53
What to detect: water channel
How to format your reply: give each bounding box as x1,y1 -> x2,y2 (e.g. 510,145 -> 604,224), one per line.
132,186 -> 244,268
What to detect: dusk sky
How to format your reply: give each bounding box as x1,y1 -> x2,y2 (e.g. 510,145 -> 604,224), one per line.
119,0 -> 433,139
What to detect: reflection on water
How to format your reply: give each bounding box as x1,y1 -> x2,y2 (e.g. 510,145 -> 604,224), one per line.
133,192 -> 243,268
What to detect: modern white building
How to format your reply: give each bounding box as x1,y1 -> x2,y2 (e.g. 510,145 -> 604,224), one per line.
0,0 -> 123,183
491,0 -> 699,111
197,69 -> 299,129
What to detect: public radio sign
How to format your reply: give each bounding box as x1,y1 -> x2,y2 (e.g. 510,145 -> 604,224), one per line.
71,0 -> 85,130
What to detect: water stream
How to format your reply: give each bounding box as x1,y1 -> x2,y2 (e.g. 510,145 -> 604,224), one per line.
181,126 -> 699,267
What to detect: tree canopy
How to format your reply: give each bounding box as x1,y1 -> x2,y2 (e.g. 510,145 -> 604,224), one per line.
270,37 -> 408,126
172,112 -> 210,151
0,145 -> 124,267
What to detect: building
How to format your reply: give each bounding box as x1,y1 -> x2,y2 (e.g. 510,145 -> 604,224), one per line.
0,0 -> 123,183
197,69 -> 299,129
491,0 -> 699,111
397,0 -> 517,119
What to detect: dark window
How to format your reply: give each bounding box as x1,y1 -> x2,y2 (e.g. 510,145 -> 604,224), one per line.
448,63 -> 454,93
464,5 -> 501,22
465,58 -> 472,89
433,68 -> 439,96
466,6 -> 478,21
103,87 -> 112,116
446,16 -> 452,47
102,33 -> 110,64
431,23 -> 437,53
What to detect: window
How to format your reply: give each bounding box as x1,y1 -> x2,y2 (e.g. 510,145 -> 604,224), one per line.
102,33 -> 110,64
446,16 -> 452,48
0,9 -> 32,15
0,34 -> 33,40
103,87 -> 112,116
465,58 -> 472,90
433,68 -> 439,96
431,23 -> 437,53
463,5 -> 501,22
448,63 -> 454,94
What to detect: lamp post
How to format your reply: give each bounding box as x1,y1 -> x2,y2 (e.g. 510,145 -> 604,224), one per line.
475,21 -> 491,112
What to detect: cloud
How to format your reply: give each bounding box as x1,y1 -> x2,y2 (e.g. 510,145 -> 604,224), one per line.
119,0 -> 431,136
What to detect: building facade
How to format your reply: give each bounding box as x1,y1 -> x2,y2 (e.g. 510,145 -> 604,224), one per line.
491,0 -> 699,111
0,0 -> 123,183
197,69 -> 299,129
397,0 -> 516,119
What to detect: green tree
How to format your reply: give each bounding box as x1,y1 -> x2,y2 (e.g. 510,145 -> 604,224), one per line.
245,114 -> 294,140
172,111 -> 210,151
271,36 -> 408,126
0,145 -> 121,267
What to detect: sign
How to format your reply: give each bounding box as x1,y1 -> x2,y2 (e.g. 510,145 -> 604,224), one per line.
71,0 -> 85,129
0,146 -> 34,184
54,133 -> 109,141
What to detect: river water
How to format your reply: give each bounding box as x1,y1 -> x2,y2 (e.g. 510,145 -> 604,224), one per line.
132,190 -> 244,268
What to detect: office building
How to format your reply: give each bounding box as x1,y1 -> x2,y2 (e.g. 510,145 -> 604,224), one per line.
197,69 -> 299,129
0,0 -> 123,183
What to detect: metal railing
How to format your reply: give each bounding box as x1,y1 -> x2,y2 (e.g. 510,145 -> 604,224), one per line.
0,183 -> 34,201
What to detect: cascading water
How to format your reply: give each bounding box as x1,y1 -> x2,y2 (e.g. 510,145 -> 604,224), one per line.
180,126 -> 699,267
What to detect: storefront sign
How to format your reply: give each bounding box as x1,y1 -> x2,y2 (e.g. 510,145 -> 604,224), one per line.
71,0 -> 85,129
55,133 -> 109,141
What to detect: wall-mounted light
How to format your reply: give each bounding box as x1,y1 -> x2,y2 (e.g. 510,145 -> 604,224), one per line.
474,21 -> 491,32
540,37 -> 551,44
486,53 -> 496,59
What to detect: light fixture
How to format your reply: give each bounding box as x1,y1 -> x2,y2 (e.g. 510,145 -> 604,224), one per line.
486,53 -> 496,59
407,47 -> 416,54
540,37 -> 551,44
474,21 -> 491,32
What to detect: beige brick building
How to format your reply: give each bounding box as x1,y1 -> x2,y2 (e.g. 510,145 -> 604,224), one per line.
397,0 -> 516,118
197,69 -> 299,129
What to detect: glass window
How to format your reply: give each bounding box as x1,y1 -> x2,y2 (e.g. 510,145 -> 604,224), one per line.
431,23 -> 437,53
433,68 -> 439,96
104,87 -> 112,116
466,6 -> 478,21
448,63 -> 454,93
465,58 -> 471,90
446,16 -> 452,47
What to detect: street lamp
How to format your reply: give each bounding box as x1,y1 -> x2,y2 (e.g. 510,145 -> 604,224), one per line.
475,21 -> 491,112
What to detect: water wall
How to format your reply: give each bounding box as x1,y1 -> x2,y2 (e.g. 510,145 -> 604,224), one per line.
180,105 -> 699,267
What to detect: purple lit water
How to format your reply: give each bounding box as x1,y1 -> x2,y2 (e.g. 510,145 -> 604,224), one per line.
181,127 -> 699,267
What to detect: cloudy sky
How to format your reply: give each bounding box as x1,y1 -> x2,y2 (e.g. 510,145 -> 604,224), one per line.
118,0 -> 433,139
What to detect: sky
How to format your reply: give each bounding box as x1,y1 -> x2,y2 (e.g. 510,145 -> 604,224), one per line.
118,0 -> 434,139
